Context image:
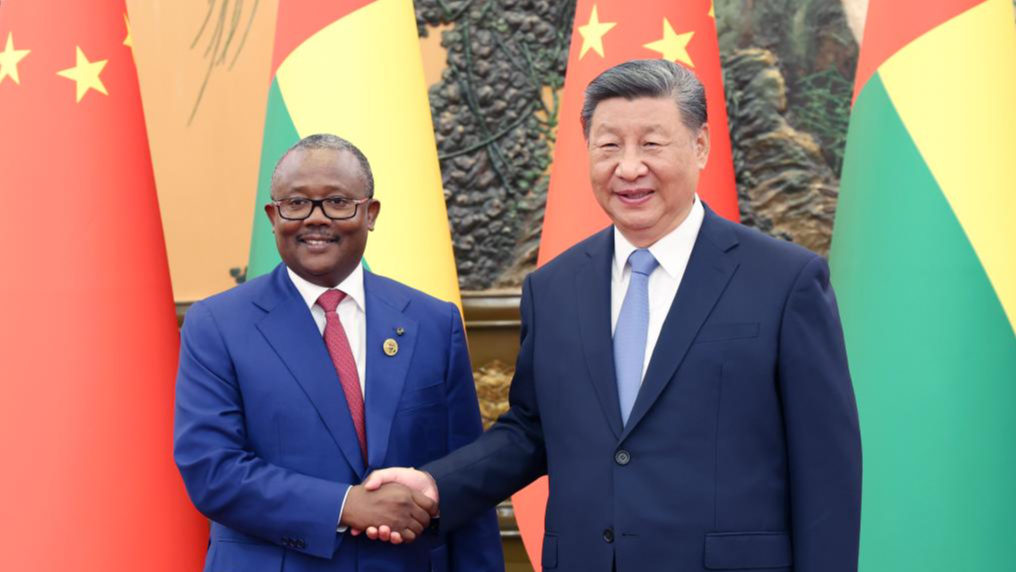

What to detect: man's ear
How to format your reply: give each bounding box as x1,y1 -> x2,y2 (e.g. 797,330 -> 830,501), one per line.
695,123 -> 711,170
264,202 -> 278,232
366,199 -> 381,231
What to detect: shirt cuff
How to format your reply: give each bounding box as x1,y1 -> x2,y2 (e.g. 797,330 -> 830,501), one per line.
336,485 -> 352,532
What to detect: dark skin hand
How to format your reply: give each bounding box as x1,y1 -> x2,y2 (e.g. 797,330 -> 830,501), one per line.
340,482 -> 438,544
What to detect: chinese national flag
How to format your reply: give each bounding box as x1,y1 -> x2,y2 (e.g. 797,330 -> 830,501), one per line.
537,0 -> 738,266
0,0 -> 207,569
516,0 -> 738,566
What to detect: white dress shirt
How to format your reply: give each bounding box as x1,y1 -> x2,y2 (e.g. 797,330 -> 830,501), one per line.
287,264 -> 367,395
286,264 -> 367,530
611,195 -> 705,380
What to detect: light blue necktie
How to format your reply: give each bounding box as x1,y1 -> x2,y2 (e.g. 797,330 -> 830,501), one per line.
614,248 -> 659,426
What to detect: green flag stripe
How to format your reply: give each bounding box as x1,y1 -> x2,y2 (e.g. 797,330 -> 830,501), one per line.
248,77 -> 301,280
831,73 -> 1015,571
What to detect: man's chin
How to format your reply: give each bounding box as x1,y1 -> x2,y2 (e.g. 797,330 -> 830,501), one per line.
609,201 -> 658,223
289,261 -> 341,284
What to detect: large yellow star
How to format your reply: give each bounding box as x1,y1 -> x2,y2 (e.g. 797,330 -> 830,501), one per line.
56,46 -> 108,102
643,18 -> 695,68
0,32 -> 31,86
123,13 -> 133,48
578,5 -> 616,59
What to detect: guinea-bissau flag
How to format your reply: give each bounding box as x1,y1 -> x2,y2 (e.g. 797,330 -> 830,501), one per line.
0,0 -> 208,569
829,0 -> 1014,570
248,0 -> 460,306
515,0 -> 739,565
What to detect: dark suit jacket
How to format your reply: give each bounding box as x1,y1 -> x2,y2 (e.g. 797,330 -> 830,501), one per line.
425,207 -> 861,572
174,263 -> 502,572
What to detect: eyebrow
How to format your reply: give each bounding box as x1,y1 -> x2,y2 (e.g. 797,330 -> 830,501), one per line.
593,123 -> 668,135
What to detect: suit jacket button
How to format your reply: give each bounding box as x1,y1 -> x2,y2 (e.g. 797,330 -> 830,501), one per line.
603,528 -> 614,543
615,450 -> 631,465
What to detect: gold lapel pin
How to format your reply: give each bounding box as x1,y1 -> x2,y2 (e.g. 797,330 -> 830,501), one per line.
396,327 -> 405,336
383,338 -> 399,356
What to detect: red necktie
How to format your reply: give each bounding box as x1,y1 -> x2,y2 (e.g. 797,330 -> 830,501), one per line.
316,289 -> 367,463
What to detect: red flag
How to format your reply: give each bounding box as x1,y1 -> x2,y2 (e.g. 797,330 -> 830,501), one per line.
515,0 -> 739,566
0,1 -> 207,569
537,0 -> 738,266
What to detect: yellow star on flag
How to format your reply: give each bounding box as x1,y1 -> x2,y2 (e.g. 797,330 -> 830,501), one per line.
709,0 -> 715,18
57,46 -> 109,102
123,13 -> 133,47
644,18 -> 695,68
578,5 -> 617,59
0,32 -> 31,86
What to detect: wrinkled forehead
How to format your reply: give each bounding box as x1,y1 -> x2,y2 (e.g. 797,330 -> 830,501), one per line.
273,148 -> 368,196
588,96 -> 689,137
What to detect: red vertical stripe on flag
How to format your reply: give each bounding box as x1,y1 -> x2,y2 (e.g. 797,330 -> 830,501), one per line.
269,0 -> 375,76
851,0 -> 982,101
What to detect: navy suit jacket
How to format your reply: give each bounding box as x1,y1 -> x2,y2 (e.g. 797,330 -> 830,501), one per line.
425,207 -> 862,572
174,263 -> 502,572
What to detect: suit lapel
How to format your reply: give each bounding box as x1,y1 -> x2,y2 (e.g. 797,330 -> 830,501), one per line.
575,228 -> 624,438
620,210 -> 740,441
362,272 -> 418,470
254,265 -> 367,477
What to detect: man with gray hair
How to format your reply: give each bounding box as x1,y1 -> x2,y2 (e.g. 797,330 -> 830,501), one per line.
365,60 -> 861,572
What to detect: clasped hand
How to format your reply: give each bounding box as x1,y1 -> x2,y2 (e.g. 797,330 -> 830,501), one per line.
346,468 -> 439,544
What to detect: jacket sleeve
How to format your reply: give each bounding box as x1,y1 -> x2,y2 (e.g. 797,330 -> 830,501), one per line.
777,256 -> 862,572
442,302 -> 505,572
424,274 -> 548,531
173,301 -> 348,559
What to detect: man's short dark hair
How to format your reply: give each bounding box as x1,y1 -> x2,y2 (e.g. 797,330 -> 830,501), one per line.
271,133 -> 375,196
580,59 -> 708,139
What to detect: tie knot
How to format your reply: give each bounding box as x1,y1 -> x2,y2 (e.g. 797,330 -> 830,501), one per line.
628,249 -> 658,277
316,289 -> 346,313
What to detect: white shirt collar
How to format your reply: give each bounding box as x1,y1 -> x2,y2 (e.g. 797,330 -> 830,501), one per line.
287,263 -> 366,313
613,195 -> 705,279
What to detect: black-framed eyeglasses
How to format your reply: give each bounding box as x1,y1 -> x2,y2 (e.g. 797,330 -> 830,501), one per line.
271,196 -> 372,221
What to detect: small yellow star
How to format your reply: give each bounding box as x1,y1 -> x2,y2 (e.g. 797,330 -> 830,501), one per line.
56,46 -> 108,102
0,32 -> 31,86
643,18 -> 695,68
578,5 -> 617,59
709,0 -> 715,18
123,13 -> 133,47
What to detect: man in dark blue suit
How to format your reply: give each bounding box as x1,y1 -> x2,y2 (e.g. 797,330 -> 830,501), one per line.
173,134 -> 503,572
364,60 -> 862,571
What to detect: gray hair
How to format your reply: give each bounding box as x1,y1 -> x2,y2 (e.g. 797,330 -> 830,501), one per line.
580,59 -> 707,139
271,133 -> 375,196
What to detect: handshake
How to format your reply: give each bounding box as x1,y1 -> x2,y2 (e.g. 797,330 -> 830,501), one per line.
341,468 -> 439,544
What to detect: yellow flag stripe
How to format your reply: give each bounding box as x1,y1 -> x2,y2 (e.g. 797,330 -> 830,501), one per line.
880,0 -> 1016,331
275,0 -> 461,307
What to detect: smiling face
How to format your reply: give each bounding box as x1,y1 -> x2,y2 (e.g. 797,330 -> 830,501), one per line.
587,96 -> 709,247
265,147 -> 380,288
